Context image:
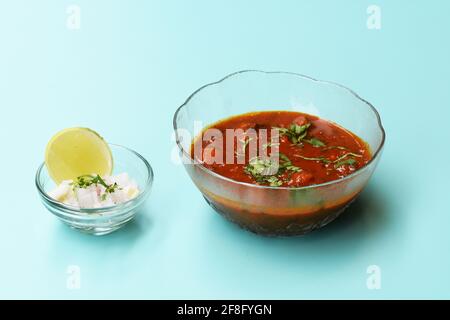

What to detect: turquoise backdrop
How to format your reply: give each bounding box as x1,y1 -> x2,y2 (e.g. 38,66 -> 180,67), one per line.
0,0 -> 449,299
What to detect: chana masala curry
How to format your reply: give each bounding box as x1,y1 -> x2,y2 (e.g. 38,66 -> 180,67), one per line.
192,111 -> 371,187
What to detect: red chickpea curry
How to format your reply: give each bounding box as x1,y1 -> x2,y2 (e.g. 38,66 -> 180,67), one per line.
192,111 -> 371,188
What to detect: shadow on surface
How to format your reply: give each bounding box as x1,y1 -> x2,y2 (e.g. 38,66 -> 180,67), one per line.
200,184 -> 390,269
51,209 -> 153,251
300,185 -> 388,243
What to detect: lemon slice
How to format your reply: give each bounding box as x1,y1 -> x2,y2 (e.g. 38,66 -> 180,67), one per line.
45,128 -> 113,184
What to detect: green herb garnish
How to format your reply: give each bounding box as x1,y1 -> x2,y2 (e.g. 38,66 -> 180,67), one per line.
333,153 -> 362,168
235,137 -> 255,157
244,153 -> 300,186
295,150 -> 362,168
304,138 -> 326,147
323,146 -> 349,151
279,153 -> 301,172
334,158 -> 357,168
275,122 -> 327,149
72,174 -> 120,201
264,176 -> 283,187
105,182 -> 119,194
334,152 -> 362,162
262,142 -> 280,149
275,123 -> 311,145
244,157 -> 279,177
294,155 -> 331,164
332,153 -> 362,169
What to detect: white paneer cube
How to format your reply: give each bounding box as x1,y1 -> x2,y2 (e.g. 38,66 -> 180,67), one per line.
48,180 -> 72,201
123,185 -> 140,199
99,194 -> 115,207
109,189 -> 128,204
105,173 -> 130,187
76,186 -> 101,208
49,172 -> 140,208
64,190 -> 79,207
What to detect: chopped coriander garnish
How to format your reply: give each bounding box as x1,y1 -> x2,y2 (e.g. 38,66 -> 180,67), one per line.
72,174 -> 120,201
332,152 -> 362,168
340,152 -> 362,158
333,152 -> 362,163
295,151 -> 362,169
244,157 -> 279,177
236,137 -> 253,156
323,145 -> 349,151
105,182 -> 119,194
95,174 -> 109,189
304,137 -> 326,147
264,176 -> 283,187
275,123 -> 311,145
294,155 -> 331,164
334,158 -> 357,168
275,122 -> 327,149
244,153 -> 301,186
279,153 -> 301,172
262,142 -> 280,149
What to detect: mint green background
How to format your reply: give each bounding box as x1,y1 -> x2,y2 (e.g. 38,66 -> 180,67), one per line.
0,0 -> 449,299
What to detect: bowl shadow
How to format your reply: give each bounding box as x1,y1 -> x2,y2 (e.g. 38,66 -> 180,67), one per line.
302,185 -> 388,242
206,183 -> 389,251
52,208 -> 153,250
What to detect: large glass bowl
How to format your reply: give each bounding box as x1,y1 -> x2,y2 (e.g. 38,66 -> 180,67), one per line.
173,70 -> 385,236
36,144 -> 154,235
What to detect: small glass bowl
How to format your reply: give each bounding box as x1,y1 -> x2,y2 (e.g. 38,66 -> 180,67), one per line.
174,70 -> 385,236
36,144 -> 154,236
